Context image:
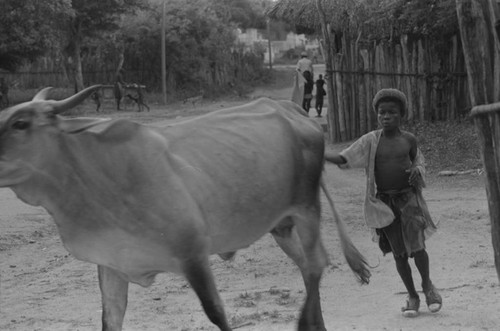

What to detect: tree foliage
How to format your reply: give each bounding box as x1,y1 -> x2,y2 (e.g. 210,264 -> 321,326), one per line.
0,0 -> 71,71
0,0 -> 271,93
65,0 -> 148,49
119,0 -> 265,94
64,0 -> 148,90
227,0 -> 273,29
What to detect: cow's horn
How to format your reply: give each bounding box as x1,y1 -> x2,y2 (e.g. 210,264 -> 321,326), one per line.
51,85 -> 102,114
32,87 -> 54,101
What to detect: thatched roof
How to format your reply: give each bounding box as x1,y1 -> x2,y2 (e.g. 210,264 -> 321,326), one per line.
267,0 -> 320,30
267,0 -> 392,38
268,0 -> 458,41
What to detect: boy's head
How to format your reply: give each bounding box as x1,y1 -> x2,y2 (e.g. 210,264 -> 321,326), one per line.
372,88 -> 407,118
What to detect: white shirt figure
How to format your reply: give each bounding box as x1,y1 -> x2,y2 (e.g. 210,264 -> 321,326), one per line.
296,52 -> 314,78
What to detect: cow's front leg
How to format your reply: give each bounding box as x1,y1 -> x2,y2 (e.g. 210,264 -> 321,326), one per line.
98,265 -> 129,331
182,256 -> 232,331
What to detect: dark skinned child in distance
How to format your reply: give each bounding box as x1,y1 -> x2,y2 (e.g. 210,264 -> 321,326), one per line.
325,88 -> 442,317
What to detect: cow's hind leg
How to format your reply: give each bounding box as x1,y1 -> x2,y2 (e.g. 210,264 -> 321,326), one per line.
272,211 -> 328,331
182,256 -> 232,331
271,218 -> 308,284
98,265 -> 129,331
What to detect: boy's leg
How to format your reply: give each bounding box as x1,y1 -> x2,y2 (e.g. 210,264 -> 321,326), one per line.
304,98 -> 311,112
316,100 -> 322,116
414,250 -> 442,312
394,254 -> 420,317
413,249 -> 430,290
302,98 -> 308,112
394,254 -> 419,298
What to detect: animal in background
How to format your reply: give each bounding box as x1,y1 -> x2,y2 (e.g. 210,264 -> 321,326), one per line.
125,84 -> 149,112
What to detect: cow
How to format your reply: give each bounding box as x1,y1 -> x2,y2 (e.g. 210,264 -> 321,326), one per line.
0,85 -> 370,331
125,84 -> 150,112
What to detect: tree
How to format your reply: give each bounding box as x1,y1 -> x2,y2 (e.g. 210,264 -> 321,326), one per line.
228,0 -> 274,29
456,0 -> 500,281
63,0 -> 147,91
138,0 -> 239,91
210,0 -> 274,29
0,0 -> 71,71
108,0 -> 267,95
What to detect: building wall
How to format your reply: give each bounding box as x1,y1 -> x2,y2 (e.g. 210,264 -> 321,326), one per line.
235,28 -> 319,63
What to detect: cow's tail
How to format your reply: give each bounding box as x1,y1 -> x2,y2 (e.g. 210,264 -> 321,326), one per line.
320,177 -> 371,284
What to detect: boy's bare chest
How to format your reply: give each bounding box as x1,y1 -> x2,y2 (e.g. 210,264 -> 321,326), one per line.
376,136 -> 412,161
375,135 -> 413,190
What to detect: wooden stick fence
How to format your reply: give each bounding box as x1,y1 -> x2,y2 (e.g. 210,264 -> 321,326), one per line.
324,34 -> 471,143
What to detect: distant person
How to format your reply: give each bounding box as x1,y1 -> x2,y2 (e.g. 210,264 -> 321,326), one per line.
325,88 -> 442,318
91,89 -> 102,112
302,70 -> 314,113
113,68 -> 126,110
315,74 -> 326,117
297,51 -> 315,113
296,51 -> 314,81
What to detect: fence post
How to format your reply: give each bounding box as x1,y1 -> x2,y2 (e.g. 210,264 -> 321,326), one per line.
470,104 -> 500,281
315,0 -> 339,142
457,0 -> 500,282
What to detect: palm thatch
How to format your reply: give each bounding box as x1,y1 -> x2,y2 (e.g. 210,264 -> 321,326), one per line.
267,0 -> 320,30
268,0 -> 458,41
267,0 -> 362,32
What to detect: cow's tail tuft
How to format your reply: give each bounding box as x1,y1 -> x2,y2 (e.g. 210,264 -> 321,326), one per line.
320,177 -> 371,285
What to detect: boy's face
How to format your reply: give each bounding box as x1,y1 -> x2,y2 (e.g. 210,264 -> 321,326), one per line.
377,101 -> 402,130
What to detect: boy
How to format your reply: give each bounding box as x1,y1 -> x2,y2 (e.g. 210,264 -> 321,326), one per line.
325,88 -> 442,317
302,72 -> 314,113
315,74 -> 326,117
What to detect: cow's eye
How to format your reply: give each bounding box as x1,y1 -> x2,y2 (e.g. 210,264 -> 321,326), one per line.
12,120 -> 31,130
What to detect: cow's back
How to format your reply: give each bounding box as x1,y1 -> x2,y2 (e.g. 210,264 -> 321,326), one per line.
157,98 -> 325,252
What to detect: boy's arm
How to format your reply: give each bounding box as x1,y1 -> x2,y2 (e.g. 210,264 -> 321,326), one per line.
406,149 -> 426,188
324,133 -> 372,169
405,133 -> 426,187
324,151 -> 347,165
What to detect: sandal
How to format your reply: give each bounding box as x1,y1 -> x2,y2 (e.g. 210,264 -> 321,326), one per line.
424,284 -> 442,313
401,296 -> 420,317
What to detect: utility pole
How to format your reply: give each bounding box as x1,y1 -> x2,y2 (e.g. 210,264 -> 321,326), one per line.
161,0 -> 167,105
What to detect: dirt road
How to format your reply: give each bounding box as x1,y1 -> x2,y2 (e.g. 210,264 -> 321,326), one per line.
1,66 -> 499,330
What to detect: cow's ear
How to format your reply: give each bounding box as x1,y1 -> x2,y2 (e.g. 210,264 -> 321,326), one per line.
57,116 -> 112,133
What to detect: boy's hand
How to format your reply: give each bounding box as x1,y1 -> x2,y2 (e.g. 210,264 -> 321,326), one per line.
406,167 -> 420,186
324,151 -> 347,165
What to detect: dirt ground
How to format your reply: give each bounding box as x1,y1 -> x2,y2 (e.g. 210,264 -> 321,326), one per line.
1,66 -> 500,330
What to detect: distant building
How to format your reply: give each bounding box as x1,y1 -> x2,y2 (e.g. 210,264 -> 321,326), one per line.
235,28 -> 321,64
